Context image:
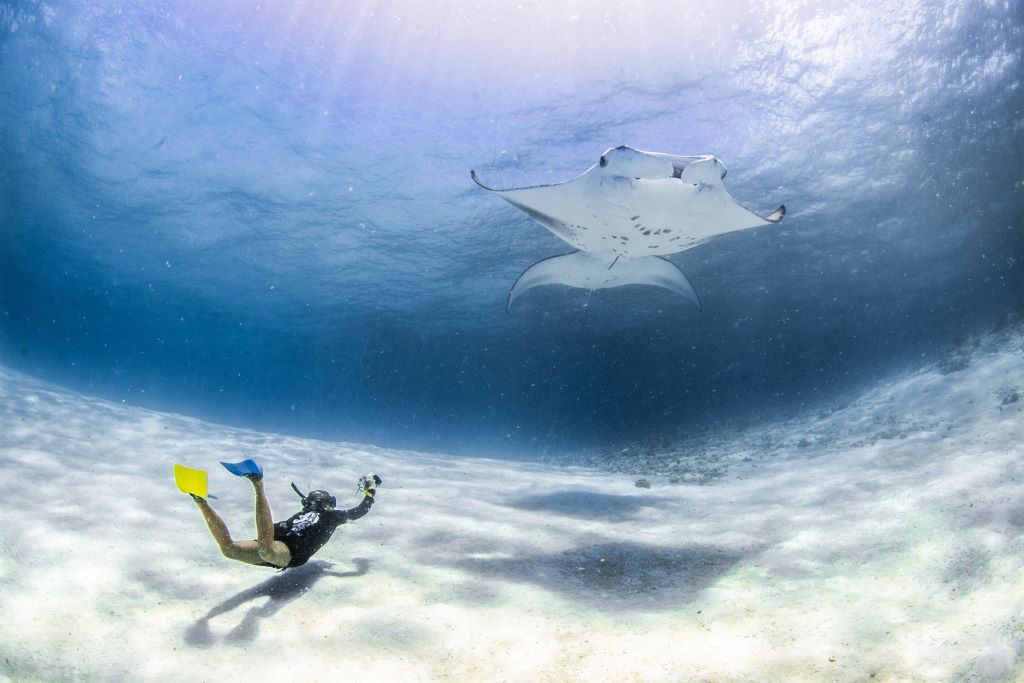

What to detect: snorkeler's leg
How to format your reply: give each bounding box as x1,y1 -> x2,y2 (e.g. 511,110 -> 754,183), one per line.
191,496 -> 265,565
250,479 -> 291,567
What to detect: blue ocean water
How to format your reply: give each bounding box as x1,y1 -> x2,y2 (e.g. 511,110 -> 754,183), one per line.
0,0 -> 1021,456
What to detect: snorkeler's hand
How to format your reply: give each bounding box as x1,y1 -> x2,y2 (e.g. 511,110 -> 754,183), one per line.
358,473 -> 382,497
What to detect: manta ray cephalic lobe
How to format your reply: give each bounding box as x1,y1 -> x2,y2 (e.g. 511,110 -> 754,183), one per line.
471,145 -> 785,311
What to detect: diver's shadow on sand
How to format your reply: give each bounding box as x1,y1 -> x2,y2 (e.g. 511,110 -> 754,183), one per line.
184,558 -> 369,646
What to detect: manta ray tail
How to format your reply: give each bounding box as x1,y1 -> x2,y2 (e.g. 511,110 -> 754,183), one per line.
507,252 -> 702,312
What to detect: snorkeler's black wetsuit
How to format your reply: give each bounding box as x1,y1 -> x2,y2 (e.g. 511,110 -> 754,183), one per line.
270,495 -> 374,569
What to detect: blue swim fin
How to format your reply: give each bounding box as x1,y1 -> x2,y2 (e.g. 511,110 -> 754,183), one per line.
220,459 -> 263,479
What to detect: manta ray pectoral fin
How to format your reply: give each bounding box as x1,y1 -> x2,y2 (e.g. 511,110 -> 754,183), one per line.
614,256 -> 703,311
470,169 -> 576,194
470,169 -> 496,191
507,252 -> 583,312
506,252 -> 702,311
764,204 -> 786,223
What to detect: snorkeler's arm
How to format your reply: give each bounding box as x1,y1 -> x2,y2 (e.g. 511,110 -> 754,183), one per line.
334,494 -> 374,523
331,473 -> 380,524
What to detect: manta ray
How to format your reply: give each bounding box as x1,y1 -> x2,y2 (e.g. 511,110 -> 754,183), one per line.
471,145 -> 785,311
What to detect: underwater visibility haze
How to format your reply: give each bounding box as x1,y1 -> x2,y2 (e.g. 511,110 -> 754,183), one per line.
1,0 -> 1022,454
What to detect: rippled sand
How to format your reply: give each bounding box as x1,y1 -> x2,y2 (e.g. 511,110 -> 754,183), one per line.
1,331 -> 1022,682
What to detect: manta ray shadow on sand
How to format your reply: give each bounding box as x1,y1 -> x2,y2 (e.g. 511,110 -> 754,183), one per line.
183,558 -> 370,646
511,490 -> 672,522
472,145 -> 785,311
457,541 -> 750,612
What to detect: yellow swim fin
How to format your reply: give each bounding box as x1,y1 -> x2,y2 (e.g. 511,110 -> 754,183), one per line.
174,464 -> 208,499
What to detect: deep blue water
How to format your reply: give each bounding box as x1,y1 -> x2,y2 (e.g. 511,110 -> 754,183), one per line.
1,1 -> 1021,456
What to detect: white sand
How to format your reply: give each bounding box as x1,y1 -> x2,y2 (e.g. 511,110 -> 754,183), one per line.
1,331 -> 1022,682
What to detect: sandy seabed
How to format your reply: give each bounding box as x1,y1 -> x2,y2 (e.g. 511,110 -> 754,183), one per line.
1,332 -> 1023,682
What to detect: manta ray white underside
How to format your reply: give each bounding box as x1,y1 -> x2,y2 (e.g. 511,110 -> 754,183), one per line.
471,145 -> 785,311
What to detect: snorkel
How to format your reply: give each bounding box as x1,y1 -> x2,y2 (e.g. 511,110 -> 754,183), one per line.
290,482 -> 336,511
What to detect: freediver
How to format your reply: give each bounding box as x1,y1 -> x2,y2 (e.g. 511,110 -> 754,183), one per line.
185,460 -> 382,570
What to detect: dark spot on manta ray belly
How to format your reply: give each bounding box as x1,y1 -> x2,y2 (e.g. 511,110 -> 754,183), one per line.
521,205 -> 566,230
516,204 -> 576,239
630,215 -> 640,220
518,205 -> 553,223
